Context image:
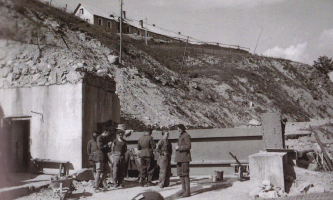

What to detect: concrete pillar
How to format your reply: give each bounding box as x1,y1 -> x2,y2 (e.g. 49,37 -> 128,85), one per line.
249,152 -> 287,191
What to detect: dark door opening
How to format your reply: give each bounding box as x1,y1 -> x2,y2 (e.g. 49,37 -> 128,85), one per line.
7,118 -> 31,171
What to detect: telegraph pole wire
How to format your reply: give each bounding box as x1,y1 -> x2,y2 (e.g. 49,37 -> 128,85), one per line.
180,36 -> 189,74
254,28 -> 263,54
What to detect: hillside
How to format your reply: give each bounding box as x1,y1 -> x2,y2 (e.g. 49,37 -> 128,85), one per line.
1,0 -> 333,130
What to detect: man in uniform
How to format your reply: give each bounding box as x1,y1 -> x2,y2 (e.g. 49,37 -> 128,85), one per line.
175,124 -> 191,198
156,130 -> 172,188
137,127 -> 156,187
93,130 -> 111,192
87,130 -> 99,177
110,129 -> 127,188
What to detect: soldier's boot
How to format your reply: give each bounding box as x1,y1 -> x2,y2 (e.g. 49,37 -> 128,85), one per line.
181,176 -> 191,198
94,172 -> 101,190
176,176 -> 186,197
139,177 -> 145,187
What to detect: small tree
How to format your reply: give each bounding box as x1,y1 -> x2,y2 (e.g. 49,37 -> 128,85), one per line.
313,55 -> 333,74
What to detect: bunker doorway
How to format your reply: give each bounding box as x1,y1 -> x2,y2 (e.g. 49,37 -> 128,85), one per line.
5,117 -> 31,171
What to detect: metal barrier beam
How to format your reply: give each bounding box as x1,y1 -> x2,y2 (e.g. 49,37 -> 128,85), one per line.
127,126 -> 264,175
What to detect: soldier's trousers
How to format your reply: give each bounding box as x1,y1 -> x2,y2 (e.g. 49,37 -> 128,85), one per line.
159,154 -> 171,187
112,155 -> 126,185
141,157 -> 154,182
95,162 -> 109,188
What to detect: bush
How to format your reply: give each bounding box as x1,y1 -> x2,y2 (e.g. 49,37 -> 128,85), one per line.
313,56 -> 333,74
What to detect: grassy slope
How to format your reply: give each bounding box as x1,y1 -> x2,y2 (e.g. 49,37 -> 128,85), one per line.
3,0 -> 333,129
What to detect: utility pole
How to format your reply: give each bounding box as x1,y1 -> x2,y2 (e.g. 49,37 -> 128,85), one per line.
119,0 -> 123,64
254,28 -> 263,54
180,36 -> 189,73
145,17 -> 148,45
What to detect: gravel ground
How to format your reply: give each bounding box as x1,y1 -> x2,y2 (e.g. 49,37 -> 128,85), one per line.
16,176 -> 256,200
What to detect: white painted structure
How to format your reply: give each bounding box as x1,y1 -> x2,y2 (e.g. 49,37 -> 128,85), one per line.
74,4 -> 94,24
0,79 -> 120,171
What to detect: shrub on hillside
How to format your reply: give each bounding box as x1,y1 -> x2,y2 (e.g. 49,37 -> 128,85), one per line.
313,56 -> 333,74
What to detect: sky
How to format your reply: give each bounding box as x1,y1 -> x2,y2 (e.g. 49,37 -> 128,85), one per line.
48,0 -> 333,65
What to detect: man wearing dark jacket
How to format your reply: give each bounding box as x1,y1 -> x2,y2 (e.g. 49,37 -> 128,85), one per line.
87,130 -> 99,175
175,124 -> 191,198
93,130 -> 111,192
137,128 -> 156,187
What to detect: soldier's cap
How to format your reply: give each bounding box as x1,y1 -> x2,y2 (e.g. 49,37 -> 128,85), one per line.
146,127 -> 153,133
116,124 -> 126,131
177,124 -> 186,131
116,129 -> 125,135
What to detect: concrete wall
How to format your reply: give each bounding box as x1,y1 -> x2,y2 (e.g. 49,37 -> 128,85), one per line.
0,84 -> 83,170
81,77 -> 120,168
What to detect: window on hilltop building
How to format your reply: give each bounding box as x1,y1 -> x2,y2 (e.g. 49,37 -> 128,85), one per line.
137,30 -> 140,35
107,21 -> 112,29
98,18 -> 102,26
127,27 -> 130,33
79,8 -> 84,15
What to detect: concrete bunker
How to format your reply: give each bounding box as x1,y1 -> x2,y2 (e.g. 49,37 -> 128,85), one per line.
0,73 -> 120,172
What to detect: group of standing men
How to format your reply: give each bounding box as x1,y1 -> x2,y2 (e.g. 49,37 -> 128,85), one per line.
87,123 -> 192,198
87,125 -> 129,192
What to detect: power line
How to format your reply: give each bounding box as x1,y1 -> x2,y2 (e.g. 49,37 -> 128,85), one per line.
124,17 -> 249,50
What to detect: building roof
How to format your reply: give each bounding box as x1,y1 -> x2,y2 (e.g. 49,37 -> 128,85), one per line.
124,18 -> 191,42
74,3 -> 195,43
74,3 -> 118,22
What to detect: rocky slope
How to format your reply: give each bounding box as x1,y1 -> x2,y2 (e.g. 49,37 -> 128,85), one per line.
1,0 -> 333,130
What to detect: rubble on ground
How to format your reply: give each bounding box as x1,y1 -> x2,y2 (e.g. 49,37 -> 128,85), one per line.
249,180 -> 287,199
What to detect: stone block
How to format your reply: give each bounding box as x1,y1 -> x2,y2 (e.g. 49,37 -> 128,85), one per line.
48,71 -> 57,85
249,152 -> 287,191
21,65 -> 30,76
37,77 -> 47,86
31,74 -> 40,84
2,68 -> 10,78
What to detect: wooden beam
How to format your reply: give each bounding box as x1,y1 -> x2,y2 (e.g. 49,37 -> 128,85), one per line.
310,126 -> 333,171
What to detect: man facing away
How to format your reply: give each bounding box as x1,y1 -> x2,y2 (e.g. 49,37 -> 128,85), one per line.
156,130 -> 173,188
137,127 -> 156,187
87,130 -> 99,177
93,130 -> 111,192
175,124 -> 191,198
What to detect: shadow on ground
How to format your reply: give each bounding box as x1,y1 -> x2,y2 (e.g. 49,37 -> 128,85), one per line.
66,191 -> 93,199
165,177 -> 237,200
0,172 -> 44,188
